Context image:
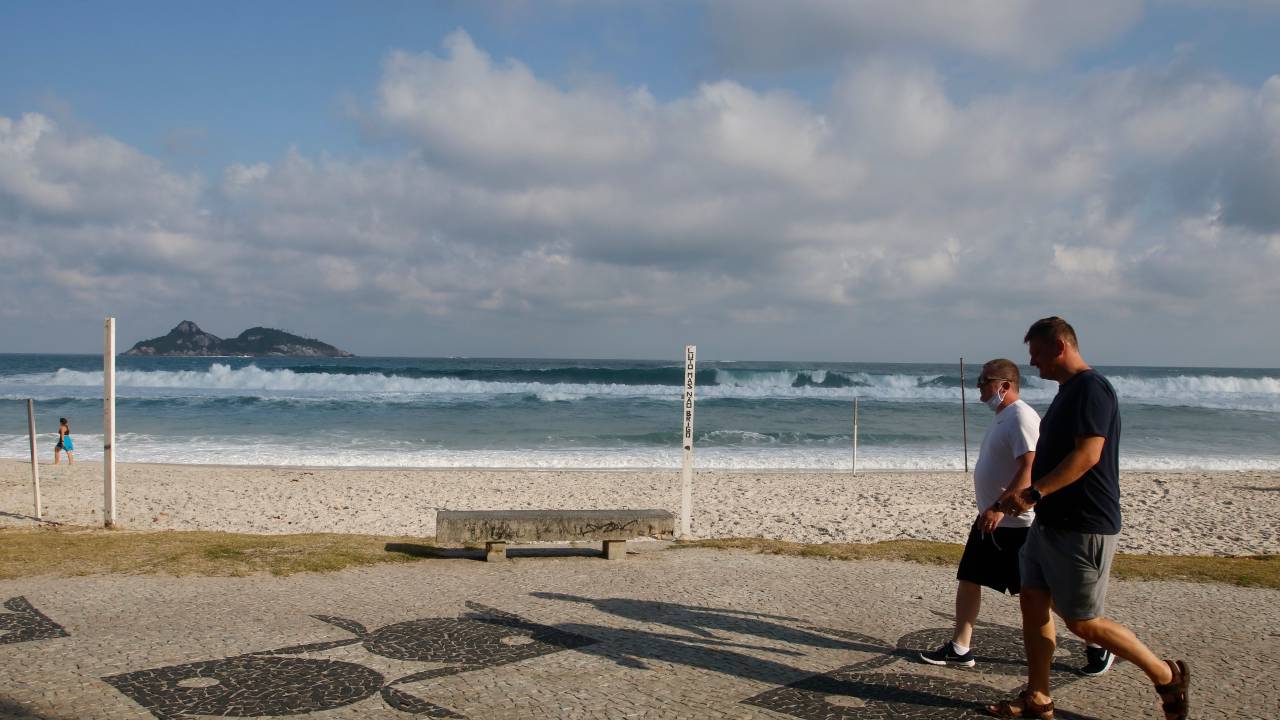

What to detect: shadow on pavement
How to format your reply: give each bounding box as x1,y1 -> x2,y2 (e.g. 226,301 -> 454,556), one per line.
523,593 -> 1103,720
0,697 -> 65,720
533,592 -> 857,647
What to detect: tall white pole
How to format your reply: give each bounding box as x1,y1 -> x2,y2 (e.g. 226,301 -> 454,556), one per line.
851,396 -> 858,475
27,399 -> 41,520
960,357 -> 969,473
104,317 -> 117,528
680,345 -> 697,539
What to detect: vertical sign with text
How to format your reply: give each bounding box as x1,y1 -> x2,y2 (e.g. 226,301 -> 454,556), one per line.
680,345 -> 696,538
104,316 -> 117,527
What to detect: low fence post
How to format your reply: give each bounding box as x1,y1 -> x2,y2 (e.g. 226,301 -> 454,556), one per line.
104,317 -> 117,528
960,357 -> 969,473
851,396 -> 859,475
28,399 -> 41,520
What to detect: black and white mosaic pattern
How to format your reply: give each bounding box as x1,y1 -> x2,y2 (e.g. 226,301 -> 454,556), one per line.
101,601 -> 597,719
748,670 -> 1008,720
744,623 -> 1088,719
0,596 -> 69,645
894,626 -> 1087,682
102,656 -> 391,719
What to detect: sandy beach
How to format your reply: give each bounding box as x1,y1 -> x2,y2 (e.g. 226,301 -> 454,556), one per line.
2,459 -> 1276,556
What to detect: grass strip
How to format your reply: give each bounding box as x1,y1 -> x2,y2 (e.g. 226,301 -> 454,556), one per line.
3,528 -> 1276,588
682,537 -> 1280,590
0,527 -> 442,578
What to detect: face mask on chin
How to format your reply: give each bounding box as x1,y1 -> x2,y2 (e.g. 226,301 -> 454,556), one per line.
983,387 -> 1006,412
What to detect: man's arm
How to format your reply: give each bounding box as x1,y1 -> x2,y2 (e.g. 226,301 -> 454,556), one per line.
984,451 -> 1034,532
1008,450 -> 1035,494
1003,435 -> 1104,514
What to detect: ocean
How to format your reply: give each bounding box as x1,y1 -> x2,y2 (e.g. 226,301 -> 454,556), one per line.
1,354 -> 1277,471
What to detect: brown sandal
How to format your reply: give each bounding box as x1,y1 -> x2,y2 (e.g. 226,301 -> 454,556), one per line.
1155,659 -> 1190,720
984,688 -> 1055,719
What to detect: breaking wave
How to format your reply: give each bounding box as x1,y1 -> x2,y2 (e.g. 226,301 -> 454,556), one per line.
1,364 -> 1277,411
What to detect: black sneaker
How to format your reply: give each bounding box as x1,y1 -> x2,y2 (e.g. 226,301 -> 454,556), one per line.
1081,646 -> 1115,676
919,642 -> 975,667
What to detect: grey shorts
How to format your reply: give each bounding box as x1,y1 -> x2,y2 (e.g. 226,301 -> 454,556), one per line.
1018,523 -> 1118,620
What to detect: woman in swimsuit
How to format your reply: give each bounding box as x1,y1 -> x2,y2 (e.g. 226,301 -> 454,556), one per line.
54,417 -> 74,464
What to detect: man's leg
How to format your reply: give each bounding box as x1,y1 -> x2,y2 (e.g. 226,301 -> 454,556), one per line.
920,578 -> 979,666
1052,531 -> 1189,718
1055,529 -> 1173,685
987,524 -> 1060,715
953,580 -> 981,649
924,525 -> 988,666
1021,587 -> 1056,705
1064,617 -> 1173,685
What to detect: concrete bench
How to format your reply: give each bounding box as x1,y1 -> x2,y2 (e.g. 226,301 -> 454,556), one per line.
435,509 -> 676,561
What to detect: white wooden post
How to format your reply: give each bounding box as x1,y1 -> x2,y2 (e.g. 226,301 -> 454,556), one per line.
27,399 -> 41,520
104,317 -> 117,528
960,357 -> 969,473
851,396 -> 858,475
680,345 -> 696,539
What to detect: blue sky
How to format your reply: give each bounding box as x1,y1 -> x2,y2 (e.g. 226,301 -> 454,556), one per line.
3,2 -> 711,172
3,1 -> 1280,364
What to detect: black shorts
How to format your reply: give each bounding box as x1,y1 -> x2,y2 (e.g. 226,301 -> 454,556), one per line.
956,523 -> 1030,595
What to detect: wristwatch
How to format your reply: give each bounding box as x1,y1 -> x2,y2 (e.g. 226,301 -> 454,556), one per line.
1026,485 -> 1043,503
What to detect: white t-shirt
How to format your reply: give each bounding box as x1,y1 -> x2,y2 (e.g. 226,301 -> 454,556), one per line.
974,398 -> 1041,529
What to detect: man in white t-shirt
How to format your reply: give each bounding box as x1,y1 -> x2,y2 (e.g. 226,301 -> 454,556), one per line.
920,358 -> 1040,667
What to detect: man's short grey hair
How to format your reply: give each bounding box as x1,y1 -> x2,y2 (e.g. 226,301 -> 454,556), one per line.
983,359 -> 1020,388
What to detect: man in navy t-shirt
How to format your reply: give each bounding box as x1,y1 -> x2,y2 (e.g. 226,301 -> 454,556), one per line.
985,317 -> 1190,720
1031,364 -> 1122,535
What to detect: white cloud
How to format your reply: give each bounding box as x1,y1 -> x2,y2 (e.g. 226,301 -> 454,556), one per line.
705,0 -> 1144,69
670,81 -> 840,190
3,35 -> 1280,360
223,162 -> 269,189
832,59 -> 953,157
0,112 -> 201,223
377,31 -> 655,176
1053,244 -> 1118,276
0,114 -> 75,213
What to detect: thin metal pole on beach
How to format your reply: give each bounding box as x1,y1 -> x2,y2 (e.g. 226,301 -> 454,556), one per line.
680,345 -> 697,539
851,396 -> 858,475
104,317 -> 117,528
27,399 -> 41,520
960,357 -> 969,473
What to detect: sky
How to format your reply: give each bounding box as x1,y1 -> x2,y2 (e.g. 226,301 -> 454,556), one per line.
2,1 -> 1279,366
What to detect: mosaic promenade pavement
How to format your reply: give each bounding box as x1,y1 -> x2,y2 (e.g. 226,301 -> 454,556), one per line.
1,546 -> 1275,719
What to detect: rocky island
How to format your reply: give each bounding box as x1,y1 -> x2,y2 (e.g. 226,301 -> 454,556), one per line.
123,321 -> 354,357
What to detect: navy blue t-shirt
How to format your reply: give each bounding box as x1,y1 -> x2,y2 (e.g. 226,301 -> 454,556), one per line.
1031,369 -> 1122,534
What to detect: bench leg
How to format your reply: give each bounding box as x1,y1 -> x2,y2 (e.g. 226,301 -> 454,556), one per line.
485,541 -> 508,562
603,540 -> 626,561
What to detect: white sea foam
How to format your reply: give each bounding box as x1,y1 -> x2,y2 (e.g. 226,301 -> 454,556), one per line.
2,365 -> 1278,411
702,430 -> 777,445
4,434 -> 1278,471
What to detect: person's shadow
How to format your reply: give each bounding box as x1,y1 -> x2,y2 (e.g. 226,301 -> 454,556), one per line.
0,698 -> 62,720
475,602 -> 853,685
519,593 -> 1103,720
531,592 -> 872,649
